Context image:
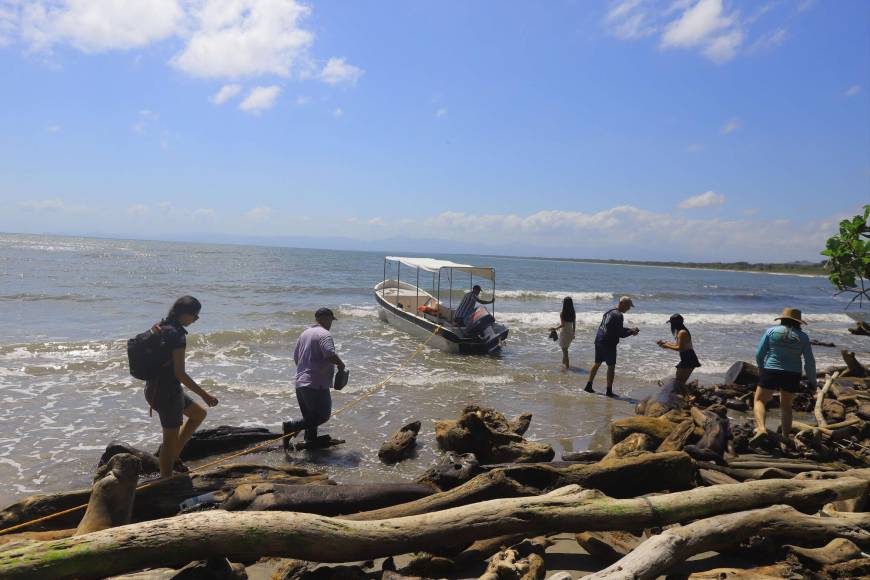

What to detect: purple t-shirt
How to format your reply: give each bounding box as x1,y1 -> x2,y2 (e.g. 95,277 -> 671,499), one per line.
293,325 -> 336,389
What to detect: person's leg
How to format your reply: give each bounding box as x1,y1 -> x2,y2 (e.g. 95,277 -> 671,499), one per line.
779,390 -> 795,439
675,367 -> 693,384
605,364 -> 616,396
311,388 -> 333,432
586,361 -> 601,392
178,399 -> 206,452
752,387 -> 774,437
561,348 -> 569,369
295,388 -> 318,441
159,427 -> 180,479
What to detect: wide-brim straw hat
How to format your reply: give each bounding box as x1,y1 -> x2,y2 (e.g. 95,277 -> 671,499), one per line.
775,307 -> 806,325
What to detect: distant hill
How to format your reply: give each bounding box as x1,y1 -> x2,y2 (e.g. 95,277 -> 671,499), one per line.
525,258 -> 827,276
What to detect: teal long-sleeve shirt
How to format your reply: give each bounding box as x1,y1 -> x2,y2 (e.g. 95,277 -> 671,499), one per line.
755,324 -> 817,387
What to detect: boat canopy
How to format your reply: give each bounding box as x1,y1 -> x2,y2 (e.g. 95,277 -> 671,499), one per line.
385,256 -> 494,281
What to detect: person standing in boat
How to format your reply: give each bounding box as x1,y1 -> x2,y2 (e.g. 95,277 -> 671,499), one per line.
283,308 -> 346,449
550,297 -> 576,369
750,308 -> 817,448
585,296 -> 639,397
454,284 -> 494,326
656,313 -> 701,384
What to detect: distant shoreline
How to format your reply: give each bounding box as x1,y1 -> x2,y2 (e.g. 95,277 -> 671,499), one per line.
492,256 -> 827,277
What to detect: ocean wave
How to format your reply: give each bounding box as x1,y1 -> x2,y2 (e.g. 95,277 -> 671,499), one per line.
0,293 -> 108,303
498,290 -> 614,301
496,311 -> 854,328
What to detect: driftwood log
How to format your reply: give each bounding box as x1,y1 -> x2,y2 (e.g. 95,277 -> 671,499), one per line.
75,454 -> 140,535
480,537 -> 549,580
683,405 -> 729,463
0,463 -> 330,532
435,406 -> 554,463
172,425 -> 281,460
635,378 -> 686,417
416,452 -> 482,491
610,416 -> 678,446
724,361 -> 760,386
219,483 -> 433,516
347,452 -> 696,521
584,504 -> 870,580
2,474 -> 868,579
841,350 -> 868,377
814,373 -> 840,428
378,421 -> 421,464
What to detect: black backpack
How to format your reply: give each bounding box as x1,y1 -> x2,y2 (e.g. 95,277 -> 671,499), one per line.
127,324 -> 167,381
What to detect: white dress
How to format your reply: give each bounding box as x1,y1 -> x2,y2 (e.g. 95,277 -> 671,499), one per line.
558,321 -> 575,349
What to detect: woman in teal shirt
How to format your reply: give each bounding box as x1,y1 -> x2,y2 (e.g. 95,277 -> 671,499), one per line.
750,307 -> 817,448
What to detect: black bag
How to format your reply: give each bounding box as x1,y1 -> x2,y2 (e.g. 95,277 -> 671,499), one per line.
127,324 -> 166,381
548,329 -> 559,341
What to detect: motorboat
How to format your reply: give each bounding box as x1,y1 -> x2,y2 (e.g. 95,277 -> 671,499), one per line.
374,256 -> 509,354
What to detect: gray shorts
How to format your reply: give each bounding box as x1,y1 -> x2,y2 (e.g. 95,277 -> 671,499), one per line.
145,381 -> 194,429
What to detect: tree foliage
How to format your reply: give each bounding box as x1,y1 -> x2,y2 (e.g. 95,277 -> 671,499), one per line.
822,204 -> 870,308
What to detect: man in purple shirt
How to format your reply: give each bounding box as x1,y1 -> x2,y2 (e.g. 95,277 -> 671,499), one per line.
283,307 -> 345,448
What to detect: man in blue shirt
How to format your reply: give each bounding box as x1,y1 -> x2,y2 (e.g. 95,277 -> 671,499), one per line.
454,285 -> 494,326
751,307 -> 817,448
585,296 -> 639,397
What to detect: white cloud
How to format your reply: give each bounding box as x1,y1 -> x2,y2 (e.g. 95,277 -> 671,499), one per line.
845,85 -> 861,98
661,0 -> 743,63
748,27 -> 787,53
294,95 -> 311,105
127,204 -> 150,217
171,0 -> 314,79
604,0 -> 656,40
16,198 -> 91,214
132,109 -> 159,134
332,107 -> 343,118
245,206 -> 273,220
368,217 -> 385,227
686,143 -> 704,153
797,0 -> 815,12
720,117 -> 741,134
319,57 -> 364,86
20,0 -> 183,53
678,191 -> 725,209
158,201 -> 174,214
211,83 -> 242,105
239,85 -> 280,114
46,124 -> 61,133
193,208 -> 216,220
435,107 -> 448,119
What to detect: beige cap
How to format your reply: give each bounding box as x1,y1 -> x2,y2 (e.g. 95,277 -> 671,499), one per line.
619,296 -> 634,307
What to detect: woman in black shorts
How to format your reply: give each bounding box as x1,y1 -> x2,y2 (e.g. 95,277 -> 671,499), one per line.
145,296 -> 219,478
656,313 -> 701,384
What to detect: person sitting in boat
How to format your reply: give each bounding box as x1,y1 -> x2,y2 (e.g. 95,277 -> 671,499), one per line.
454,285 -> 494,326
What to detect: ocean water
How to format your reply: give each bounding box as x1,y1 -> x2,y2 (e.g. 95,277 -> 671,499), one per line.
0,233 -> 866,507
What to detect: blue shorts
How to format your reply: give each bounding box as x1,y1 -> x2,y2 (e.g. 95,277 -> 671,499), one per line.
145,381 -> 194,429
594,342 -> 617,366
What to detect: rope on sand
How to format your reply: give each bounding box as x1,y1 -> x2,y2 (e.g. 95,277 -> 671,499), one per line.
0,325 -> 442,536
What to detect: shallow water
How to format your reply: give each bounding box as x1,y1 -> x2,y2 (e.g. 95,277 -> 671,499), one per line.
0,233 -> 866,506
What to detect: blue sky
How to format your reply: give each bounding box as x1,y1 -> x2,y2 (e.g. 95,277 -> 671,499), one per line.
0,0 -> 868,261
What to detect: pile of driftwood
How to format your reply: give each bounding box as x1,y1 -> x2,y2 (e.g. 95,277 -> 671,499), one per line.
2,363 -> 870,579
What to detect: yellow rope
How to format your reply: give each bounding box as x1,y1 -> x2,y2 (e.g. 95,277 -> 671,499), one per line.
0,325 -> 442,536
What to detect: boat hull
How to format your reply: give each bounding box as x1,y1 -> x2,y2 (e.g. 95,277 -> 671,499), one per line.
374,292 -> 508,354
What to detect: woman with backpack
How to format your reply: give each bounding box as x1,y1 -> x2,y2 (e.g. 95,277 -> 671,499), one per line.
549,297 -> 576,369
144,296 -> 219,478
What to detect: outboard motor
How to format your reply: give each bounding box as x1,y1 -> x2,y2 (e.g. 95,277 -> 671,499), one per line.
466,305 -> 501,352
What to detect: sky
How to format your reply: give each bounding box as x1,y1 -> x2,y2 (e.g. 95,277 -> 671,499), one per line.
0,0 -> 868,261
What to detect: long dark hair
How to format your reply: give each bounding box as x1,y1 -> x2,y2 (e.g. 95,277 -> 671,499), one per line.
669,314 -> 691,338
166,295 -> 201,323
561,297 -> 575,323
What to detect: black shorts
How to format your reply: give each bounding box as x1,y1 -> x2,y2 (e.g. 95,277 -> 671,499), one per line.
676,349 -> 701,369
759,369 -> 802,393
594,342 -> 617,366
145,380 -> 194,428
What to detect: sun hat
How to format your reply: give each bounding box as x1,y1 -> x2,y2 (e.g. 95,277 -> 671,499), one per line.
775,307 -> 805,325
619,296 -> 634,307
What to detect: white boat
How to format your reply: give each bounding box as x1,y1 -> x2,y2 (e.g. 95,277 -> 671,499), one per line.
374,256 -> 509,354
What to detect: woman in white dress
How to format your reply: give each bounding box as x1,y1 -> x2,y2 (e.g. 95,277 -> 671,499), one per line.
550,297 -> 576,369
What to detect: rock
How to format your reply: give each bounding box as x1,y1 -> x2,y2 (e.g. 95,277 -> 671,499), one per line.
75,453 -> 140,535
378,421 -> 421,464
219,483 -> 433,516
167,426 -> 282,461
171,558 -> 247,579
560,450 -> 607,462
610,416 -> 676,446
636,378 -> 686,417
724,361 -> 760,386
822,399 -> 847,423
